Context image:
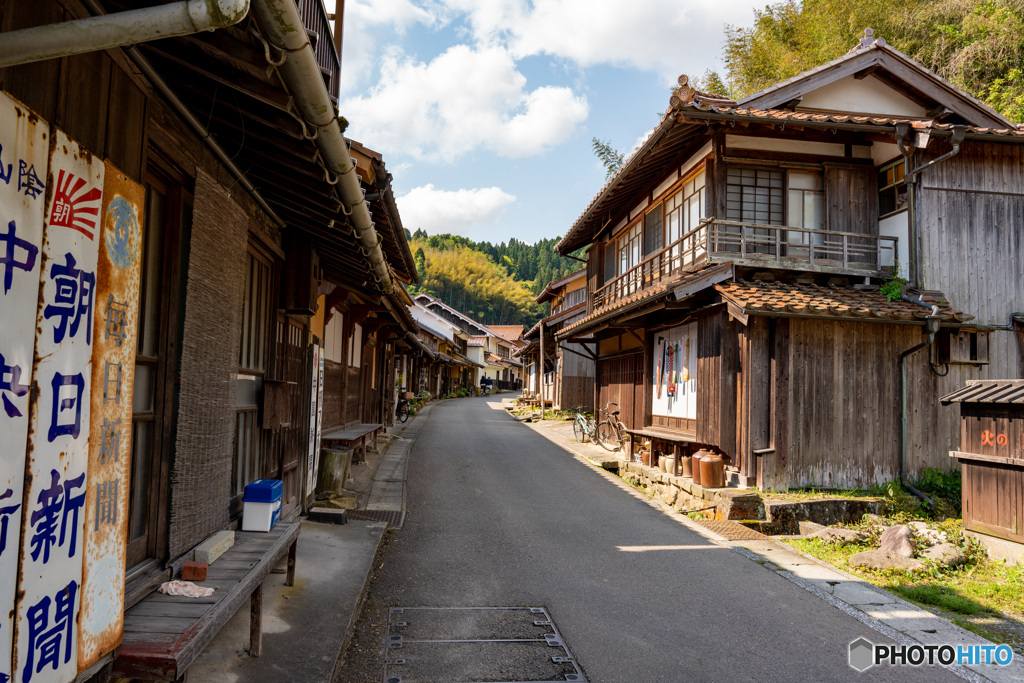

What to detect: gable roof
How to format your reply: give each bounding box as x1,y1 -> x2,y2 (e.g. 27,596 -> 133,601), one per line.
488,325 -> 526,343
737,33 -> 1014,130
535,268 -> 586,303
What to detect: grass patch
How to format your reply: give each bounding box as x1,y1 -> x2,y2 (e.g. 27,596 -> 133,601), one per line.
890,585 -> 994,616
785,524 -> 1024,653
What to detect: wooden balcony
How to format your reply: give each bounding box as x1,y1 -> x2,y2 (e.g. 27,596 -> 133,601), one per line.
591,219 -> 898,311
297,0 -> 341,101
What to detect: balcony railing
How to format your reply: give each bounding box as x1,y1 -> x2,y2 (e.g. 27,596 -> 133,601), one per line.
297,0 -> 341,101
591,219 -> 898,310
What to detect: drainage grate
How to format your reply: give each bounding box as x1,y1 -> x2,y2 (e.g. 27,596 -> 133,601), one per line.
383,607 -> 586,683
693,519 -> 770,541
348,509 -> 405,527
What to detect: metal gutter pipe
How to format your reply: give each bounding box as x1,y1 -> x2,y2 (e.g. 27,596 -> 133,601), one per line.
249,0 -> 393,293
898,285 -> 941,492
895,123 -> 967,286
73,0 -> 286,229
0,0 -> 250,68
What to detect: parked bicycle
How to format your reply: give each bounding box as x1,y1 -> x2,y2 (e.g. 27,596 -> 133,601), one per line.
571,406 -> 599,444
596,401 -> 627,452
396,395 -> 410,423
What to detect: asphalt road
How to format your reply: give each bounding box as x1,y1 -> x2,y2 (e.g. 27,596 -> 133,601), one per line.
342,395 -> 960,683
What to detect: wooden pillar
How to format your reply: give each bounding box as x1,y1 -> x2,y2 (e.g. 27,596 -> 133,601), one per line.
250,581 -> 263,657
286,540 -> 297,587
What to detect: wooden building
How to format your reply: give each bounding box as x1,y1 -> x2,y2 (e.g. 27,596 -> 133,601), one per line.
414,294 -> 525,391
941,380 -> 1024,565
0,0 -> 418,679
555,31 -> 1023,491
520,269 -> 595,410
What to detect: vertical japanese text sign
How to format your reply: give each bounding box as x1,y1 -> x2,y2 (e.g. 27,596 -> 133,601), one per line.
0,90 -> 49,683
78,163 -> 143,672
313,348 -> 325,490
306,343 -> 320,495
16,130 -> 104,683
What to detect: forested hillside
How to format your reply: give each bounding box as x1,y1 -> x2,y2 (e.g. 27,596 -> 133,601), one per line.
407,230 -> 586,328
709,0 -> 1024,123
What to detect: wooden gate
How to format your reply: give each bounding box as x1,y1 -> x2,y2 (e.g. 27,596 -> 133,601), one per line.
598,352 -> 644,430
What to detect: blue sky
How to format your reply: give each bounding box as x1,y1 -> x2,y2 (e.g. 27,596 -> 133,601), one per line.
328,0 -> 761,245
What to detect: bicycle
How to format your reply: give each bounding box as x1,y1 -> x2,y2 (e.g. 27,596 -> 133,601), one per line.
396,396 -> 410,423
571,406 -> 599,444
596,401 -> 627,452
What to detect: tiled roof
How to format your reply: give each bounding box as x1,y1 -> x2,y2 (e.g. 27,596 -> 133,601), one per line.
941,380 -> 1024,405
557,281 -> 675,339
715,280 -> 975,322
485,352 -> 504,364
679,104 -> 1024,139
467,336 -> 486,347
488,325 -> 525,342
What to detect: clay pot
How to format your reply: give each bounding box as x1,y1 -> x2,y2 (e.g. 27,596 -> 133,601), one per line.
680,455 -> 693,478
662,456 -> 675,476
700,452 -> 726,489
641,450 -> 652,467
691,451 -> 708,485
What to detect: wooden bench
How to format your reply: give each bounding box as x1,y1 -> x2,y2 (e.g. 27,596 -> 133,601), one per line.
113,522 -> 301,681
321,423 -> 383,462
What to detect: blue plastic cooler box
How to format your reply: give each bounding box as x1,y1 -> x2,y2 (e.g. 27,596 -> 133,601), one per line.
242,479 -> 283,532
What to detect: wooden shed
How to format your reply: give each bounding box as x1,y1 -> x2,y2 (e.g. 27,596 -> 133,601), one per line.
941,380 -> 1024,550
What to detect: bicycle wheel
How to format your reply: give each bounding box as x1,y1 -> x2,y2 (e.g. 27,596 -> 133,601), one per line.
596,421 -> 623,452
396,405 -> 409,423
573,418 -> 587,443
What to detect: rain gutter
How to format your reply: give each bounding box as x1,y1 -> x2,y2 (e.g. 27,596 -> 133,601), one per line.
75,0 -> 286,229
0,0 -> 250,67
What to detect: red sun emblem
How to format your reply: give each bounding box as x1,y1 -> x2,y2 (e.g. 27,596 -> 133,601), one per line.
49,169 -> 102,240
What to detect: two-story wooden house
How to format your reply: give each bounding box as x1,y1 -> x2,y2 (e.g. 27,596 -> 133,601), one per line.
520,269 -> 596,409
556,31 -> 1023,491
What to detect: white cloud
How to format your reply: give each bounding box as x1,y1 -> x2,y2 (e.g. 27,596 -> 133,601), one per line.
336,0 -> 442,94
340,44 -> 589,159
397,184 -> 516,236
441,0 -> 754,81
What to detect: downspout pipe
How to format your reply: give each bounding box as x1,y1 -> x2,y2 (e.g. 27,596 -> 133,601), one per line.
249,0 -> 393,293
0,0 -> 250,68
894,123 -> 967,285
72,0 -> 285,228
898,284 -> 942,500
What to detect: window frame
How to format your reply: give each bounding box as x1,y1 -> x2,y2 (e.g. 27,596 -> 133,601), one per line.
878,158 -> 908,219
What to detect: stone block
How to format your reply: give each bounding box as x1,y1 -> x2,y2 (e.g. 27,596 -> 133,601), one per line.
879,525 -> 914,557
689,484 -> 703,499
765,498 -> 884,535
849,549 -> 924,572
195,530 -> 234,564
308,507 -> 348,525
714,490 -> 765,521
799,521 -> 826,536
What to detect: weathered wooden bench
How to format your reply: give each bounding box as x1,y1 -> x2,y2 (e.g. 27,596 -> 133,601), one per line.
113,522 -> 300,681
321,423 -> 383,462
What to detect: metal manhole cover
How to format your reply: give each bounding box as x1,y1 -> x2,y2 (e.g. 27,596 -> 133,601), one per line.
383,607 -> 586,683
349,509 -> 405,527
694,519 -> 770,541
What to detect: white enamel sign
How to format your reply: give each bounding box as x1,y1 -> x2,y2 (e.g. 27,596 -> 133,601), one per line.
15,129 -> 104,683
0,90 -> 49,683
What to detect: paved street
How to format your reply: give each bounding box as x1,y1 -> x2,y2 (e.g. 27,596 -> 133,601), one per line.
340,395 -> 960,683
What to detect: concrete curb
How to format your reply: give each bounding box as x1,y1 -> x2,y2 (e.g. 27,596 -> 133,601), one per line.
508,405 -> 1022,683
